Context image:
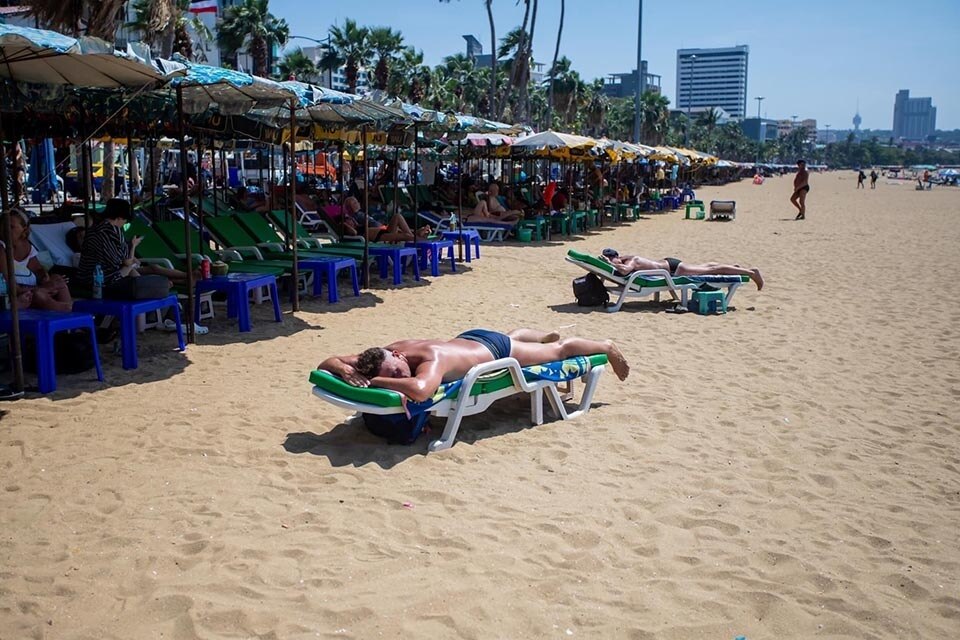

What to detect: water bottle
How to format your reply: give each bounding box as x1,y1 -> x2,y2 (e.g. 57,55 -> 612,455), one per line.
0,273 -> 8,312
93,264 -> 104,300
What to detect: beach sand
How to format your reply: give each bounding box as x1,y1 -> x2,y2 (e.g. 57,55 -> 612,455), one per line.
2,172 -> 959,639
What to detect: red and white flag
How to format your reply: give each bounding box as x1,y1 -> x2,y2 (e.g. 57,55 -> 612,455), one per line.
188,0 -> 217,14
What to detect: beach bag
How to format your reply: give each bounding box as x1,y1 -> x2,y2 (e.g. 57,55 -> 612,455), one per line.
572,274 -> 609,307
362,412 -> 430,445
22,330 -> 96,375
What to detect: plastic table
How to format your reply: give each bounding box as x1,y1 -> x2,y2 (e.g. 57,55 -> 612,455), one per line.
405,239 -> 456,277
441,229 -> 481,262
0,309 -> 104,393
194,274 -> 282,332
73,294 -> 184,370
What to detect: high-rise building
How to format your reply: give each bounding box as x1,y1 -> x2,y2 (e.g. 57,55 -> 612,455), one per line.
676,46 -> 748,120
893,90 -> 936,140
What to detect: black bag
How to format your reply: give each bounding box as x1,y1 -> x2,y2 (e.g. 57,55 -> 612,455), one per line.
572,274 -> 609,307
22,330 -> 96,375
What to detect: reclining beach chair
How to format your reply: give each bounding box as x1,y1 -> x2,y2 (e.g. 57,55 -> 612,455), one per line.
417,209 -> 514,242
310,353 -> 608,452
565,249 -> 749,313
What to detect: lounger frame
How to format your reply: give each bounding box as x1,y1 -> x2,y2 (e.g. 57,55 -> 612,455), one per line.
566,256 -> 744,312
312,357 -> 605,452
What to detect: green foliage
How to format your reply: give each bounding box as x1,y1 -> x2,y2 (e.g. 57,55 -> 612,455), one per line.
218,0 -> 289,78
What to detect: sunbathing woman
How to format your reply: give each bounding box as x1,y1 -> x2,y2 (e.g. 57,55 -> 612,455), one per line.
319,327 -> 629,403
600,248 -> 764,290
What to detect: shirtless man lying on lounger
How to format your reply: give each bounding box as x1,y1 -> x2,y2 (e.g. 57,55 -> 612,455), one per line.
318,328 -> 630,403
599,248 -> 764,290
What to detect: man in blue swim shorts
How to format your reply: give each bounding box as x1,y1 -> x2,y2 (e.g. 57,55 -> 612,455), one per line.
318,328 -> 629,403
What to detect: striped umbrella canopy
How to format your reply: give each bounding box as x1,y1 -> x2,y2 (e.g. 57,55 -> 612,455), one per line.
0,23 -> 176,88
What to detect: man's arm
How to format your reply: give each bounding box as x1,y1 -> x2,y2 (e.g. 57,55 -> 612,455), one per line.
368,359 -> 444,404
317,354 -> 369,387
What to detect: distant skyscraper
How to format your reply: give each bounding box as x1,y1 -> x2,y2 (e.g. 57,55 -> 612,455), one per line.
893,90 -> 936,140
676,46 -> 749,119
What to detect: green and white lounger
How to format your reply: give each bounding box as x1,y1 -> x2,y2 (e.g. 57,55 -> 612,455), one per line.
566,249 -> 749,313
310,354 -> 608,452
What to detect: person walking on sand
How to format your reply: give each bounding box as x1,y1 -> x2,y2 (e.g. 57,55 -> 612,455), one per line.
870,169 -> 878,189
790,159 -> 809,220
857,169 -> 866,189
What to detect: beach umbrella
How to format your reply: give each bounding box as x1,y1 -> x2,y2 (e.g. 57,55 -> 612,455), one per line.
0,24 -> 175,88
159,57 -> 298,338
0,25 -> 184,394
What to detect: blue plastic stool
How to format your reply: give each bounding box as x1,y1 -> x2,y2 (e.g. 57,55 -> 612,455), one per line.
689,289 -> 727,315
441,229 -> 481,261
0,309 -> 104,393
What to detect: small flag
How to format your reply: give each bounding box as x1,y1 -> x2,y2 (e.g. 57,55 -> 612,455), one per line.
188,0 -> 217,14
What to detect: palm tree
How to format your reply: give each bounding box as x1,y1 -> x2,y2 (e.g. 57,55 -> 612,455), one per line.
640,91 -> 670,145
278,48 -> 317,82
26,0 -> 126,39
367,26 -> 404,92
582,78 -> 607,137
546,0 -> 564,130
129,0 -> 212,60
217,0 -> 289,78
328,18 -> 371,94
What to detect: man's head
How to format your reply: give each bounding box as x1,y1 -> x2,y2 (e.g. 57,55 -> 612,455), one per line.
796,159 -> 807,168
488,183 -> 500,196
356,347 -> 411,379
343,196 -> 361,214
103,198 -> 133,223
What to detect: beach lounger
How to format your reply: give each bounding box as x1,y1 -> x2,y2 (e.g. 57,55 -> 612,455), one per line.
565,249 -> 749,312
417,210 -> 514,242
311,353 -> 608,452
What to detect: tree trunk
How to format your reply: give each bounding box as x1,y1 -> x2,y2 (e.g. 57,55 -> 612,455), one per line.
521,0 -> 538,125
101,141 -> 115,201
346,59 -> 358,94
251,36 -> 268,78
485,0 -> 496,118
129,141 -> 141,194
547,0 -> 564,129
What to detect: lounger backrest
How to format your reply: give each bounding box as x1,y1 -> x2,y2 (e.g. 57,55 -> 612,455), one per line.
125,220 -> 179,260
29,221 -> 76,266
233,212 -> 283,244
204,216 -> 259,249
153,220 -> 207,254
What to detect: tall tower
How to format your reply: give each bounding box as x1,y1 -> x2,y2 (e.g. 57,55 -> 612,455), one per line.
852,99 -> 862,140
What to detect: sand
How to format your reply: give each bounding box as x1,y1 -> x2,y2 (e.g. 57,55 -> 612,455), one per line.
2,172 -> 959,639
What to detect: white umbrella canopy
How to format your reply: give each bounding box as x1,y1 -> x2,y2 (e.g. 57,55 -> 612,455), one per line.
511,130 -> 599,150
0,24 -> 176,88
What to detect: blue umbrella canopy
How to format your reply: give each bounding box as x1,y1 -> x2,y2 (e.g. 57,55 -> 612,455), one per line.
0,23 -> 174,88
161,55 -> 295,114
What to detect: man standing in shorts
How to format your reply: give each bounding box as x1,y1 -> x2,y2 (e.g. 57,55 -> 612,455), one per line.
790,159 -> 810,220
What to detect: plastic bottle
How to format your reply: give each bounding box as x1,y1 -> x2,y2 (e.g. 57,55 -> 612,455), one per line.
92,264 -> 104,300
0,273 -> 8,312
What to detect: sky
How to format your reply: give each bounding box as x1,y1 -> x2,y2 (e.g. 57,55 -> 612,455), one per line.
269,0 -> 960,130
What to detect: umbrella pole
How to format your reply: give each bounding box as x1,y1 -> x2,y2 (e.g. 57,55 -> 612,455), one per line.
258,145 -> 264,193
0,115 -> 25,394
361,125 -> 369,289
337,140 -> 345,239
212,140 -> 220,218
150,135 -> 158,223
196,136 -> 205,250
289,98 -> 300,313
456,140 -> 463,262
412,123 -> 419,240
392,147 -> 400,218
176,86 -> 195,345
269,145 -> 275,212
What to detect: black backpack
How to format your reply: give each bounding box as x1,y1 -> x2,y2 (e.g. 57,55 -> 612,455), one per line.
22,330 -> 96,375
572,274 -> 609,307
